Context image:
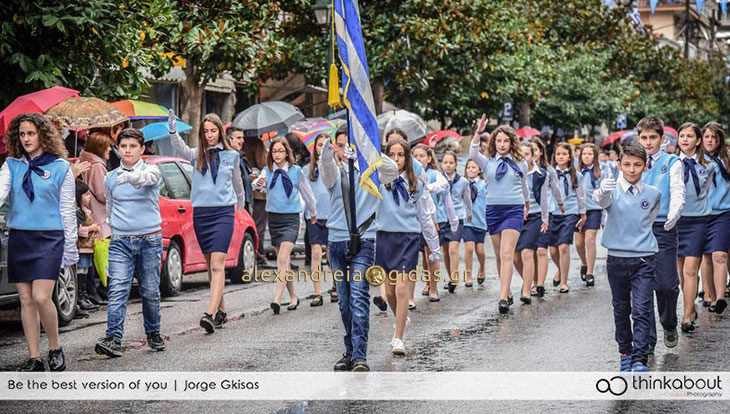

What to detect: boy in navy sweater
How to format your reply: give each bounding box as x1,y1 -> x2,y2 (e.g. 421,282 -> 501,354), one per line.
594,141 -> 661,372
95,128 -> 164,357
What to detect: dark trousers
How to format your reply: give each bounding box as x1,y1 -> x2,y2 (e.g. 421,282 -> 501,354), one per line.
606,254 -> 656,366
252,199 -> 268,261
649,223 -> 679,345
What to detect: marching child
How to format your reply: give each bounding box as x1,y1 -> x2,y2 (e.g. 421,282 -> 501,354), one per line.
463,159 -> 488,289
95,128 -> 165,357
575,143 -> 604,286
440,150 -> 473,293
594,141 -> 660,372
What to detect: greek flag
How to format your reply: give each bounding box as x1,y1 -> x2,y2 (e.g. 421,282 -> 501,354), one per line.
333,0 -> 382,198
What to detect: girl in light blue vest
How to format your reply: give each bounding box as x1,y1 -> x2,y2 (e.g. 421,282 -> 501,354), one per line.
674,122 -> 718,329
527,137 -> 564,297
514,143 -> 550,303
550,142 -> 587,293
463,159 -> 487,289
168,111 -> 245,333
376,139 -> 441,355
412,144 -> 458,301
470,117 -> 529,314
701,122 -> 730,314
441,150 -> 473,294
253,138 -> 317,314
575,143 -> 604,287
0,113 -> 77,371
302,134 -> 332,307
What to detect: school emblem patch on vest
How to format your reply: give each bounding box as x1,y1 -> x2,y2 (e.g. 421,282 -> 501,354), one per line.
41,169 -> 51,179
698,168 -> 707,176
641,199 -> 650,210
661,165 -> 667,173
222,158 -> 231,166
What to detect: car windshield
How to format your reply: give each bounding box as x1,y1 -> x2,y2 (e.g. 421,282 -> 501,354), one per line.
157,162 -> 191,200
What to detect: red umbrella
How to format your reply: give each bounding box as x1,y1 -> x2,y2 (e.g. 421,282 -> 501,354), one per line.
515,127 -> 540,138
602,130 -> 630,147
0,86 -> 79,136
426,130 -> 461,147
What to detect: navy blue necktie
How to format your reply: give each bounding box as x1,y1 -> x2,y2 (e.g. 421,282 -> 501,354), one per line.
446,173 -> 461,191
581,166 -> 598,189
270,168 -> 294,198
532,168 -> 546,204
469,179 -> 478,203
495,157 -> 523,181
22,153 -> 60,202
557,170 -> 570,196
200,147 -> 223,184
709,155 -> 730,182
390,176 -> 409,206
628,186 -> 635,195
648,156 -> 654,170
312,167 -> 319,181
682,158 -> 701,197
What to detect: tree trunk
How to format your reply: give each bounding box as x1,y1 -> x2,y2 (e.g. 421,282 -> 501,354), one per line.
516,100 -> 532,127
372,78 -> 384,115
180,64 -> 208,146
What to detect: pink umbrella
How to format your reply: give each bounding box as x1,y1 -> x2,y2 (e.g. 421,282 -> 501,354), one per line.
0,86 -> 80,137
426,130 -> 461,148
515,127 -> 540,138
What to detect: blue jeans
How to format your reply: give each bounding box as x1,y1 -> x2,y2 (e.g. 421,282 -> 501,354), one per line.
606,254 -> 656,366
329,238 -> 374,360
649,223 -> 679,345
106,233 -> 163,340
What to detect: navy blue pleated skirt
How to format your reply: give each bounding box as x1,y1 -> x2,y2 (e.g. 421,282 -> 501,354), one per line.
704,211 -> 730,254
462,226 -> 487,243
578,210 -> 602,232
537,214 -> 553,249
268,212 -> 300,246
438,220 -> 463,245
193,206 -> 235,254
8,229 -> 64,283
677,215 -> 708,258
550,214 -> 580,246
376,231 -> 420,274
307,219 -> 329,246
485,204 -> 524,235
516,213 -> 541,251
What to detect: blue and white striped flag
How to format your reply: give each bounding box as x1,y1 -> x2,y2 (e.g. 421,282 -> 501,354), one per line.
333,0 -> 382,198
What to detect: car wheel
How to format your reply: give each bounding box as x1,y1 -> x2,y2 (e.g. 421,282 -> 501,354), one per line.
53,266 -> 77,327
161,240 -> 183,297
228,233 -> 255,284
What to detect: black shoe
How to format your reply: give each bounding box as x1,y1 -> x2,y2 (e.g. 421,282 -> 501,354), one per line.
310,295 -> 323,307
698,290 -> 705,299
214,310 -> 227,328
270,302 -> 281,314
680,322 -> 695,333
350,358 -> 370,372
477,276 -> 485,285
18,358 -> 45,372
447,282 -> 457,293
580,265 -> 587,282
87,292 -> 107,306
664,329 -> 678,348
508,296 -> 514,305
408,302 -> 416,310
330,288 -> 339,303
498,299 -> 510,314
648,343 -> 655,355
536,286 -> 545,297
373,296 -> 388,312
334,354 -> 352,371
586,275 -> 595,287
559,287 -> 570,294
287,298 -> 300,311
200,313 -> 215,333
708,305 -> 717,313
146,333 -> 166,351
79,297 -> 99,311
520,297 -> 531,305
73,306 -> 90,319
95,336 -> 122,357
552,278 -> 560,287
715,299 -> 727,315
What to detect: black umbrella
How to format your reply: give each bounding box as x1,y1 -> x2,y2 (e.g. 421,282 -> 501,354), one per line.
232,101 -> 304,137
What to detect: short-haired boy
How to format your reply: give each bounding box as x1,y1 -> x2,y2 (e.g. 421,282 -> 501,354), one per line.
594,141 -> 661,372
95,128 -> 164,357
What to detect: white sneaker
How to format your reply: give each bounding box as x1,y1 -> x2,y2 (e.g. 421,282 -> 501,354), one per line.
391,338 -> 406,355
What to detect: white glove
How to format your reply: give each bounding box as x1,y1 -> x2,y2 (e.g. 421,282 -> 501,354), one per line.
600,178 -> 617,194
253,170 -> 267,189
428,247 -> 442,262
320,139 -> 335,164
343,143 -> 358,160
449,218 -> 459,234
168,109 -> 178,134
664,215 -> 678,232
116,171 -> 131,185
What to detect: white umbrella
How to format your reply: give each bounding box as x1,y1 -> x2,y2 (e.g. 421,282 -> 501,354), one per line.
232,101 -> 304,137
377,109 -> 427,145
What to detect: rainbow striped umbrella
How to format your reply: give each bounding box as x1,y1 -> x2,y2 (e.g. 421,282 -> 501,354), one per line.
111,99 -> 169,120
302,119 -> 346,151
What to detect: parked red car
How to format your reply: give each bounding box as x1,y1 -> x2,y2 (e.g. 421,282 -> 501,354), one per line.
147,156 -> 258,296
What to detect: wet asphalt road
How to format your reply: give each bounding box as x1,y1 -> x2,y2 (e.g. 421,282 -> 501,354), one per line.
1,236 -> 728,413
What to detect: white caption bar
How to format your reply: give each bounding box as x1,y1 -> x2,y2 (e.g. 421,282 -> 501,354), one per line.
0,372 -> 728,400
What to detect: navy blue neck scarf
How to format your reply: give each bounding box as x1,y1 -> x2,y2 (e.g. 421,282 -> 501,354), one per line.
496,156 -> 522,181
682,158 -> 701,197
581,166 -> 598,189
532,168 -> 546,204
22,152 -> 60,202
201,147 -> 223,184
390,176 -> 409,206
270,168 -> 294,198
557,170 -> 570,196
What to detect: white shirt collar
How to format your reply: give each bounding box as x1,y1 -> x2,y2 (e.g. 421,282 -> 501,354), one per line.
496,153 -> 513,160
273,161 -> 290,172
118,158 -> 145,172
679,152 -> 699,161
650,151 -> 662,161
444,171 -> 456,180
527,161 -> 540,175
618,173 -> 644,194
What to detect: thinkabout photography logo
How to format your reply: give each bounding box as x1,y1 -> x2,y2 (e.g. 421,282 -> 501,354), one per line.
595,374 -> 725,398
